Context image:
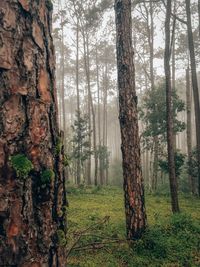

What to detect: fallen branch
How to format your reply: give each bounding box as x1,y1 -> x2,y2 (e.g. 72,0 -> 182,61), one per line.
72,239 -> 127,252
66,216 -> 110,258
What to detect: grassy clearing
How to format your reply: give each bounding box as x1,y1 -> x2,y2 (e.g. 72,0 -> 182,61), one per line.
66,186 -> 200,267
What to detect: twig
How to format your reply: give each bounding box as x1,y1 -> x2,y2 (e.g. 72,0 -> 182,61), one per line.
72,239 -> 127,251
66,216 -> 110,258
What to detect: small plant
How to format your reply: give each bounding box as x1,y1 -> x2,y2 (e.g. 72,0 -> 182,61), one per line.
55,137 -> 62,155
11,154 -> 33,179
41,169 -> 55,185
56,229 -> 67,246
64,154 -> 70,167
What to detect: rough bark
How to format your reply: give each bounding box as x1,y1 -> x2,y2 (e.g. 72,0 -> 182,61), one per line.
185,0 -> 200,197
0,1 -> 67,266
115,0 -> 147,239
186,67 -> 195,195
164,0 -> 180,213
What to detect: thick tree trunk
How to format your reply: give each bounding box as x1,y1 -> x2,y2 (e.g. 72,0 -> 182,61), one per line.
186,68 -> 195,194
0,1 -> 67,266
185,0 -> 200,197
115,0 -> 147,240
164,0 -> 180,213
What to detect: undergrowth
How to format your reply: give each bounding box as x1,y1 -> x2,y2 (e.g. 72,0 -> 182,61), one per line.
66,186 -> 200,267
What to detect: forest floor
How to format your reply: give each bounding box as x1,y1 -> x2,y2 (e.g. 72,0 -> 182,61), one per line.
66,186 -> 200,267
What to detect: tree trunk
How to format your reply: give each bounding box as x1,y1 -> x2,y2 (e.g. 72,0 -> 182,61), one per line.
76,21 -> 81,185
103,61 -> 109,185
164,0 -> 180,213
86,34 -> 98,186
115,0 -> 147,240
186,67 -> 195,195
198,0 -> 200,38
0,1 -> 67,266
152,138 -> 158,191
96,44 -> 101,183
61,15 -> 66,147
171,1 -> 177,150
185,0 -> 200,197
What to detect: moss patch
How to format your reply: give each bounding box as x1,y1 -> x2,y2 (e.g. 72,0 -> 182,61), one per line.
57,229 -> 67,246
40,169 -> 55,185
11,154 -> 33,179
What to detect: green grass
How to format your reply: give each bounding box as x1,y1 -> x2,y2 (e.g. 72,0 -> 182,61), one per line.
66,186 -> 200,267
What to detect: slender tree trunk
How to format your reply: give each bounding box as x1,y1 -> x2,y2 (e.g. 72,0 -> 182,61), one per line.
172,2 -> 177,150
152,138 -> 158,191
186,67 -> 195,194
145,1 -> 158,190
82,30 -> 92,185
0,1 -> 67,265
82,30 -> 97,185
86,34 -> 98,186
103,61 -> 109,185
198,0 -> 200,38
96,44 -> 101,183
76,21 -> 81,185
61,18 -> 66,147
164,0 -> 180,213
185,0 -> 200,197
115,0 -> 147,239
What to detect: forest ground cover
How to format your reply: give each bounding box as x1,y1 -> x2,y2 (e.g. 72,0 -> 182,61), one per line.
66,186 -> 200,267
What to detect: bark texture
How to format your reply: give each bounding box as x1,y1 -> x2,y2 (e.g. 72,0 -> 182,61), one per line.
164,0 -> 179,213
186,68 -> 195,194
0,1 -> 67,266
185,0 -> 200,197
115,0 -> 147,240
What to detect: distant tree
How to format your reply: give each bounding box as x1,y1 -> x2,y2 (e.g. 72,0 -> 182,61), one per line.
159,151 -> 185,179
140,84 -> 185,147
71,111 -> 92,184
187,147 -> 199,195
115,0 -> 147,239
140,84 -> 185,190
164,0 -> 180,213
96,145 -> 110,185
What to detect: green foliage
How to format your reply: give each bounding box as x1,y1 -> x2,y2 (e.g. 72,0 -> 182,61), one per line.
96,145 -> 110,170
40,169 -> 55,184
11,154 -> 33,179
71,111 -> 93,163
187,147 -> 198,179
139,83 -> 185,150
64,154 -> 70,167
56,229 -> 67,246
159,151 -> 185,177
55,137 -> 62,155
67,187 -> 200,266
